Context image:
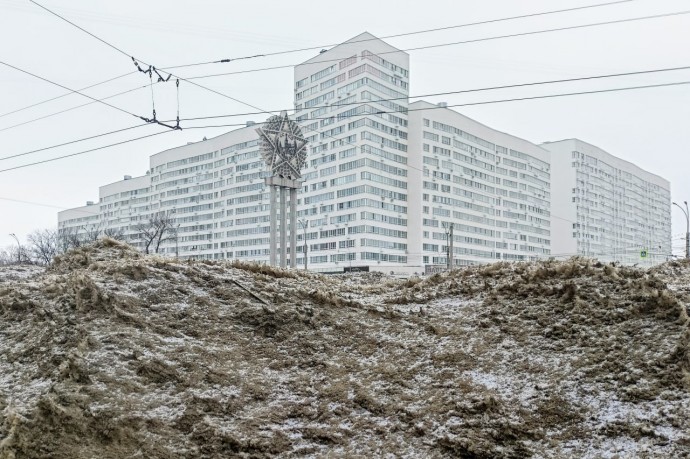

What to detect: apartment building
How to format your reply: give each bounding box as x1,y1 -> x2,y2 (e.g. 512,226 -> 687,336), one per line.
60,33 -> 413,271
60,126 -> 267,261
57,202 -> 100,241
408,101 -> 552,271
543,139 -> 671,266
292,32 -> 411,271
58,32 -> 670,271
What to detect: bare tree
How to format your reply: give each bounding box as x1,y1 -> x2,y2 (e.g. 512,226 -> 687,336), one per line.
135,212 -> 176,254
0,247 -> 13,266
0,244 -> 30,265
27,229 -> 58,265
58,227 -> 83,251
103,226 -> 126,241
82,222 -> 103,243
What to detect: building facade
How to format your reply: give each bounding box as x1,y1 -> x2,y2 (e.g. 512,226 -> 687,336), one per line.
60,126 -> 265,261
408,101 -> 552,271
543,139 -> 671,266
293,32 -> 412,272
58,33 -> 670,270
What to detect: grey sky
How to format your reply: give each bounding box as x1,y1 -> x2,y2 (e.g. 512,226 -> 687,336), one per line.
1,0 -> 689,255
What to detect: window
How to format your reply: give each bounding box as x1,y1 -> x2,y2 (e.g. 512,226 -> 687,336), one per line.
310,65 -> 337,82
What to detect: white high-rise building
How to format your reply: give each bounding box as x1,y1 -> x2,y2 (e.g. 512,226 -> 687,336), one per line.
408,101 -> 552,271
58,33 -> 670,270
542,139 -> 671,266
293,32 -> 411,272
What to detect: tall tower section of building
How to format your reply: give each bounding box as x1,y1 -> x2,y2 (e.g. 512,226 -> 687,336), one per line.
294,33 -> 411,272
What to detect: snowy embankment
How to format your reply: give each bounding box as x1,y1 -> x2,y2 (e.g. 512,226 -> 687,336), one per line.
0,239 -> 688,458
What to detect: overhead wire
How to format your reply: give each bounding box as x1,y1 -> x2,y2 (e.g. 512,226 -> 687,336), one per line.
181,10 -> 690,79
172,79 -> 690,125
30,1 -> 690,118
3,63 -> 687,137
0,71 -> 135,120
15,1 -> 689,133
161,0 -> 638,69
2,2 -> 676,258
28,0 -> 271,116
172,64 -> 690,122
0,60 -> 143,121
0,129 -> 172,173
7,0 -> 638,122
0,123 -> 148,162
4,75 -> 687,173
0,83 -> 152,134
0,196 -> 100,215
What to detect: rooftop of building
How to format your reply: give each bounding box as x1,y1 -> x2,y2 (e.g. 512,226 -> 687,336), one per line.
148,124 -> 258,164
297,31 -> 408,67
411,100 -> 550,159
541,138 -> 670,187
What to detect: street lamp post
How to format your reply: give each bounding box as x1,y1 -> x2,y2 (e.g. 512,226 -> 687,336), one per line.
672,201 -> 689,259
442,222 -> 454,271
9,233 -> 21,264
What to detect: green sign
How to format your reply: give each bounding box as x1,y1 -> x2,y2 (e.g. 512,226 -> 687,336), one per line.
640,249 -> 648,259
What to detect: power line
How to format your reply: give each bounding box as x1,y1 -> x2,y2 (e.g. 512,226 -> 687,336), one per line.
29,0 -> 272,116
5,62 -> 686,137
0,84 -> 151,134
29,0 -> 132,58
0,71 -> 135,120
405,10 -> 690,54
0,196 -> 99,214
29,0 -> 690,122
182,10 -> 690,80
3,63 -> 687,166
173,79 -> 690,125
0,123 -> 147,162
11,0 -> 636,124
161,0 -> 638,69
10,4 -> 677,252
421,80 -> 690,111
162,76 -> 690,131
0,129 -> 172,173
0,60 -> 142,121
175,64 -> 690,122
4,77 -> 688,171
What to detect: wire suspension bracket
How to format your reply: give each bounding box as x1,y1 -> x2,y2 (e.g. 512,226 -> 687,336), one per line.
132,57 -> 181,130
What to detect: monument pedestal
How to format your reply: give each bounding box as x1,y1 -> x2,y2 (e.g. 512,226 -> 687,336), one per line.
265,176 -> 303,268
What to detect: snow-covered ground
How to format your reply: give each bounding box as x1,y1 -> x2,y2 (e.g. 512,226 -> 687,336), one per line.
1,240 -> 688,458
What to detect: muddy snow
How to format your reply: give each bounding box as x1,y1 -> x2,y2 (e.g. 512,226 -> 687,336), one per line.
0,239 -> 688,458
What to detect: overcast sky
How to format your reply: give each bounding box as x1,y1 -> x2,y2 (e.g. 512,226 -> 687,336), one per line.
1,0 -> 689,255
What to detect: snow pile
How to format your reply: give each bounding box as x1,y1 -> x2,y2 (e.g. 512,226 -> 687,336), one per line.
1,240 -> 688,458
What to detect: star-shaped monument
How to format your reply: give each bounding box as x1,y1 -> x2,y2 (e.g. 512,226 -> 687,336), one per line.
256,111 -> 308,180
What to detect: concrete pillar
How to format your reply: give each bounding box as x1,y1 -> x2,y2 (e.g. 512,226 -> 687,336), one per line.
280,186 -> 287,268
269,185 -> 277,266
290,188 -> 297,269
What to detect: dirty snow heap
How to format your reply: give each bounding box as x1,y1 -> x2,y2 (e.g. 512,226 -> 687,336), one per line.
1,239 -> 689,458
